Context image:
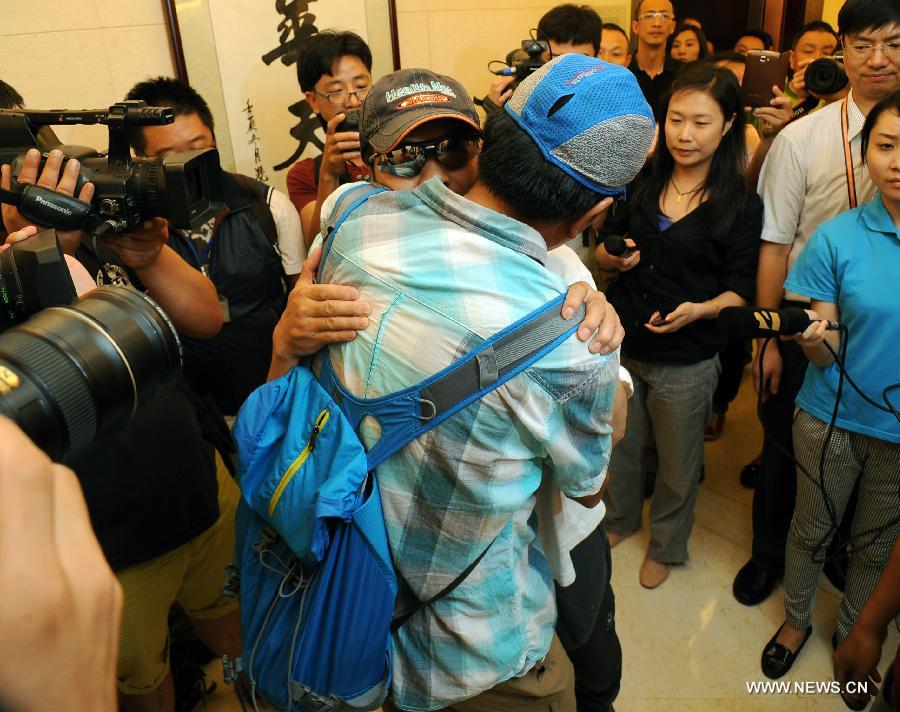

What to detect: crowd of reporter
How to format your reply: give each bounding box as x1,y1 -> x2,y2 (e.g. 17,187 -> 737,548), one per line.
1,0 -> 899,710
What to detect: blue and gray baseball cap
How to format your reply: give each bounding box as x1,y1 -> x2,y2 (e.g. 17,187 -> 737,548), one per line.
504,54 -> 655,196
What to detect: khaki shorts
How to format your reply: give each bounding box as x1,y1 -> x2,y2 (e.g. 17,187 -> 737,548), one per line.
116,453 -> 240,694
386,634 -> 575,712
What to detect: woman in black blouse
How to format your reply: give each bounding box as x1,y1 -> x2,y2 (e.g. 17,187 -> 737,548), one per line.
596,64 -> 762,588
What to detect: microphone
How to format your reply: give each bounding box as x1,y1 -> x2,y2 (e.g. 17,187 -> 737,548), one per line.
717,307 -> 840,337
604,234 -> 636,258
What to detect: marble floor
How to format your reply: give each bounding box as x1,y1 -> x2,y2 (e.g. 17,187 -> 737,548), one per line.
200,369 -> 898,711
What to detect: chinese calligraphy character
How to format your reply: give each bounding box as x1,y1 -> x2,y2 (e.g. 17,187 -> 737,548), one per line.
243,99 -> 270,183
262,0 -> 323,171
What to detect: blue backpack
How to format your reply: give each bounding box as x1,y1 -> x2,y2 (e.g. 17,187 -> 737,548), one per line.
227,184 -> 585,711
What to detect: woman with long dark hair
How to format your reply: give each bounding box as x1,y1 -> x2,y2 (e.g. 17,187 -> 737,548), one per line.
596,64 -> 762,588
667,23 -> 710,65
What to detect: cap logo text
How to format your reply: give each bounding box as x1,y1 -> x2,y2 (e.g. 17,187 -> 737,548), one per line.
386,81 -> 457,103
566,66 -> 604,85
397,93 -> 452,108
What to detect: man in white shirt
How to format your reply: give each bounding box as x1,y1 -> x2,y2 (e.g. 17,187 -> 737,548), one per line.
733,0 -> 900,611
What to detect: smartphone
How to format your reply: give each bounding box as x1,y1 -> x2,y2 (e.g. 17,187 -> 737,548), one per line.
742,50 -> 789,108
336,108 -> 361,134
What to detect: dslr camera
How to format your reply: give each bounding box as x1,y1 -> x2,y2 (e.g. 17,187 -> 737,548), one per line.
0,100 -> 223,238
804,56 -> 848,96
0,229 -> 183,463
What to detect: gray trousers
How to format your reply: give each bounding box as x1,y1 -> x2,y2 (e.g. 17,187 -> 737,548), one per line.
603,357 -> 719,564
784,409 -> 900,639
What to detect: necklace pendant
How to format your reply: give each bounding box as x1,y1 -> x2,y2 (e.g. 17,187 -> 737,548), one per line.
675,193 -> 682,203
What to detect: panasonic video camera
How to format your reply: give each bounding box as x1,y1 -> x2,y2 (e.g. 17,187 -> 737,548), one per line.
0,101 -> 223,238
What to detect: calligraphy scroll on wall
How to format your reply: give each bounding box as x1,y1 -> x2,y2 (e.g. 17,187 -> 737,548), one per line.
206,0 -> 371,194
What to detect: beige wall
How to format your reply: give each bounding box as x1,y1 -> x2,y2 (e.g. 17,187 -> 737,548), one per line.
822,0 -> 842,31
1,0 -> 176,150
395,1 -> 631,105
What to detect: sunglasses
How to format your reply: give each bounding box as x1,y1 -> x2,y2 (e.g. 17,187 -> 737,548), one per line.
376,135 -> 480,178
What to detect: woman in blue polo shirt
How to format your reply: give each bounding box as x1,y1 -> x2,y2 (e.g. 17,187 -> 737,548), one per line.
760,92 -> 900,683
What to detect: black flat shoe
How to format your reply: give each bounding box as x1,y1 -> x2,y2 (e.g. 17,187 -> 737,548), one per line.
733,560 -> 778,606
761,622 -> 813,679
740,459 -> 760,488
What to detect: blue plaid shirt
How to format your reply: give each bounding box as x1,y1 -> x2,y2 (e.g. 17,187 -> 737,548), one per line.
317,179 -> 617,710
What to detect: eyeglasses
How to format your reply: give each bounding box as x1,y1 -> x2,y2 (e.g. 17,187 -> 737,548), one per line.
844,41 -> 900,59
376,136 -> 480,178
638,11 -> 674,22
315,86 -> 371,105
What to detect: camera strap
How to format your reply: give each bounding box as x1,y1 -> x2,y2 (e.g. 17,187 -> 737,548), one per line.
841,98 -> 858,210
0,184 -> 91,232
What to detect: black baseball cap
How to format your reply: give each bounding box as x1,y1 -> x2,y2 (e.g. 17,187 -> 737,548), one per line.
360,68 -> 482,160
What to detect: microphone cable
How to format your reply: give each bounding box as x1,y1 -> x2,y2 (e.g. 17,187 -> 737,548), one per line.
754,329 -> 900,569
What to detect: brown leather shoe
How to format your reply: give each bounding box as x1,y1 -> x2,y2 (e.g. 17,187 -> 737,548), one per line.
639,557 -> 670,588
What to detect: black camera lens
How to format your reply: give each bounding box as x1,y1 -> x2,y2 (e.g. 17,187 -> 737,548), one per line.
805,58 -> 848,96
0,286 -> 183,462
0,230 -> 76,330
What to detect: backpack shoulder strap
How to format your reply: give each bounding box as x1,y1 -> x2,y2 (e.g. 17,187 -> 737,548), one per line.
317,182 -> 388,279
231,174 -> 279,249
328,292 -> 586,473
381,293 -> 587,631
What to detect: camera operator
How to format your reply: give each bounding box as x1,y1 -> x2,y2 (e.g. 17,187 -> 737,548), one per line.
286,31 -> 374,245
733,0 -> 900,615
786,21 -> 842,109
1,121 -> 239,712
0,416 -> 122,712
488,4 -> 602,108
125,77 -> 303,417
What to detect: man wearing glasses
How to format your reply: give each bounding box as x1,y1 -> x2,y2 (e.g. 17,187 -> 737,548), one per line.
628,0 -> 678,113
733,0 -> 900,621
286,31 -> 374,246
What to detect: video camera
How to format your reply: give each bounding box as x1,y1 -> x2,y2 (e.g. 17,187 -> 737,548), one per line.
0,101 -> 224,238
506,38 -> 549,88
478,34 -> 549,113
0,229 -> 183,463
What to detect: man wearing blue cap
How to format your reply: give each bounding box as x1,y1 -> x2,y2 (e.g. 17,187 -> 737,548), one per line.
314,55 -> 655,711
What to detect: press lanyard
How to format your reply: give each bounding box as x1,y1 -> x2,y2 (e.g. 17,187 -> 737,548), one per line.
841,98 -> 858,210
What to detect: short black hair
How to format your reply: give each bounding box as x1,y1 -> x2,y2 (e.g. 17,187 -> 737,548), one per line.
538,4 -> 603,54
862,90 -> 900,162
601,22 -> 630,43
0,79 -> 23,109
705,50 -> 747,66
736,29 -> 773,50
791,21 -> 838,49
839,0 -> 900,39
124,77 -> 214,154
478,109 -> 602,223
298,31 -> 373,93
